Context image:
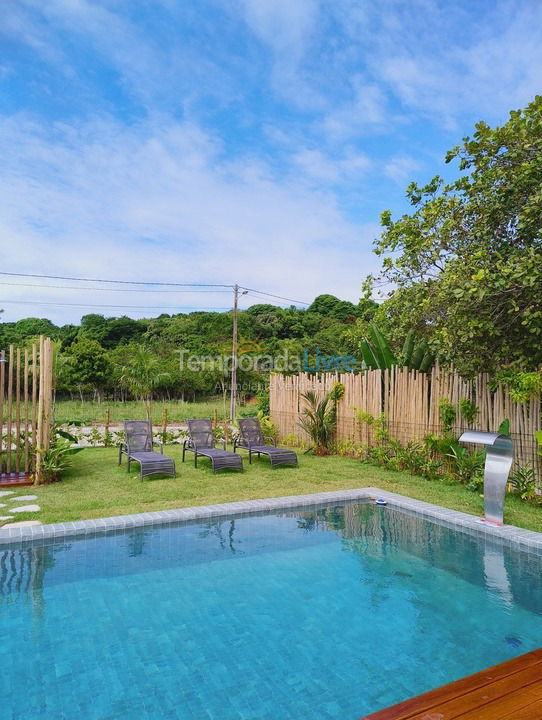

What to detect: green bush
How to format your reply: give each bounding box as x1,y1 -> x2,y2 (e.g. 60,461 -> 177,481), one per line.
509,465 -> 537,502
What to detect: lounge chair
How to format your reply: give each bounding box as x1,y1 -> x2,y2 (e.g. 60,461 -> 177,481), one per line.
183,418 -> 243,473
235,417 -> 298,468
118,420 -> 176,480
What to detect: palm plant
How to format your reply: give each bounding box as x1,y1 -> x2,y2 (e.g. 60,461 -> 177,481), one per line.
298,384 -> 344,455
119,348 -> 169,423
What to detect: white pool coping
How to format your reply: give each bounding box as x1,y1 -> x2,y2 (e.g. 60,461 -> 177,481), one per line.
0,487 -> 541,552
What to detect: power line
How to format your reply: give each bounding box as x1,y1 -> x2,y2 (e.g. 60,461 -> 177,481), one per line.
0,272 -> 232,288
0,300 -> 232,311
242,292 -> 291,308
239,286 -> 310,306
0,272 -> 313,307
0,281 -> 231,294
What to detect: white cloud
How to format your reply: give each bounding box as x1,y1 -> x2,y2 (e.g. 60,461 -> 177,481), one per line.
239,0 -> 317,60
320,79 -> 390,140
383,153 -> 420,185
291,147 -> 371,184
368,0 -> 542,125
0,116 -> 378,323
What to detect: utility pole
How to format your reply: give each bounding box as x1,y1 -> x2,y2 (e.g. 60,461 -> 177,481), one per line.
230,283 -> 239,421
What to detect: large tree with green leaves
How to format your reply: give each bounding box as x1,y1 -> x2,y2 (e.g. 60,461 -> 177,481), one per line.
370,96 -> 542,374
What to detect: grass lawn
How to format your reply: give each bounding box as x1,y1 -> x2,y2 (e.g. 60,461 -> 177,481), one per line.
3,446 -> 541,532
53,398 -> 244,424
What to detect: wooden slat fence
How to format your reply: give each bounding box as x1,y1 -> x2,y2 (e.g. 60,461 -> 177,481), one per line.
0,336 -> 54,485
270,367 -> 542,486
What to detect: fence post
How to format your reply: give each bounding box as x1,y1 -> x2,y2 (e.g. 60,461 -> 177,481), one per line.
162,408 -> 168,444
0,350 -> 4,475
6,345 -> 13,475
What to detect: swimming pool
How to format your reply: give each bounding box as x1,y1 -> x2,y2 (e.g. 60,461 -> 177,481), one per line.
1,499 -> 542,719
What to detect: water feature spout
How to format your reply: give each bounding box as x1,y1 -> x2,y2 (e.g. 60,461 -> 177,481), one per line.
458,431 -> 514,525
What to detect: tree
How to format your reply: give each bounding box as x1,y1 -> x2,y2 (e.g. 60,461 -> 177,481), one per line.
308,294 -> 361,321
119,347 -> 169,422
371,96 -> 542,374
65,337 -> 111,400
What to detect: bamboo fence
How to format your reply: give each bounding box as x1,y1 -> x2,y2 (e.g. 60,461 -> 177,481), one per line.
0,336 -> 54,485
270,366 -> 542,486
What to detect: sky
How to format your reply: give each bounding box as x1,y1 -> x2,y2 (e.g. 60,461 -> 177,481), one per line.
1,0 -> 541,324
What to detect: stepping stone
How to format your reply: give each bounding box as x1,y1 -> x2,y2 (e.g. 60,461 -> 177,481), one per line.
0,516 -> 15,522
0,504 -> 6,508
8,520 -> 42,527
10,495 -> 38,502
10,505 -> 40,513
0,491 -> 14,497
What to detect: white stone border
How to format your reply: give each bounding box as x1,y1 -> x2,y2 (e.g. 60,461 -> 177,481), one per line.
0,487 -> 541,552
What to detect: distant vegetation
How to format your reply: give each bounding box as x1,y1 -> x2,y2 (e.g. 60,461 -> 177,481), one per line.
0,294 -> 378,401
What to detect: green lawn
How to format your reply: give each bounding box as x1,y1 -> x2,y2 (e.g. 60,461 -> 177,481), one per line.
3,446 -> 541,532
53,398 -> 244,424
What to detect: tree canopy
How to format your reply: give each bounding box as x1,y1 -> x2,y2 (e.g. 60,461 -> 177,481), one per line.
369,96 -> 542,374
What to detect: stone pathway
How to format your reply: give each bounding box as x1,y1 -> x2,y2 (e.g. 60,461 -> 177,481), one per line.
0,493 -> 42,527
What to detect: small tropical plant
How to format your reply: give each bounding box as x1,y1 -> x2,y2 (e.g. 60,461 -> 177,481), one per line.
35,424 -> 83,484
38,439 -> 83,483
257,411 -> 279,441
498,418 -> 511,436
298,385 -> 343,455
509,464 -> 537,502
447,445 -> 485,484
438,398 -> 457,435
459,397 -> 478,424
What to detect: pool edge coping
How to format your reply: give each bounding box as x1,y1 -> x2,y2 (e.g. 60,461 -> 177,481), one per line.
0,487 -> 541,551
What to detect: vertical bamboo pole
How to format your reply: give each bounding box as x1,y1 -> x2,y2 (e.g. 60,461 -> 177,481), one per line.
24,349 -> 29,474
6,345 -> 13,475
35,336 -> 45,484
31,343 -> 38,470
105,407 -> 110,441
162,407 -> 167,444
15,348 -> 21,475
43,339 -> 53,454
0,350 -> 4,475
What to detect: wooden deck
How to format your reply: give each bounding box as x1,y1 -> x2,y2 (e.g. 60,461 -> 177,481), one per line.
0,473 -> 33,487
362,649 -> 542,720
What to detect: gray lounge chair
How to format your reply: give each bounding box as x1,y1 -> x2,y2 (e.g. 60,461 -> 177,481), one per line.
183,418 -> 243,473
235,417 -> 298,468
119,420 -> 176,480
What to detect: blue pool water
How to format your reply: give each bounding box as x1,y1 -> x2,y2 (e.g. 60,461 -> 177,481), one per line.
1,502 -> 542,719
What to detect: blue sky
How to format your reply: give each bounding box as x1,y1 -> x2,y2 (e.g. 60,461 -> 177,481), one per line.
1,0 -> 541,323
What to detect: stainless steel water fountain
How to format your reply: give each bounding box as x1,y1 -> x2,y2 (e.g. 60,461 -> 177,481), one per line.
458,431 -> 514,525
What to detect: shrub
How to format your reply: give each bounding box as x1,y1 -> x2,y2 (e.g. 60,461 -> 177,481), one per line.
509,465 -> 537,502
447,445 -> 485,484
459,397 -> 479,424
298,387 -> 343,455
438,398 -> 457,435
